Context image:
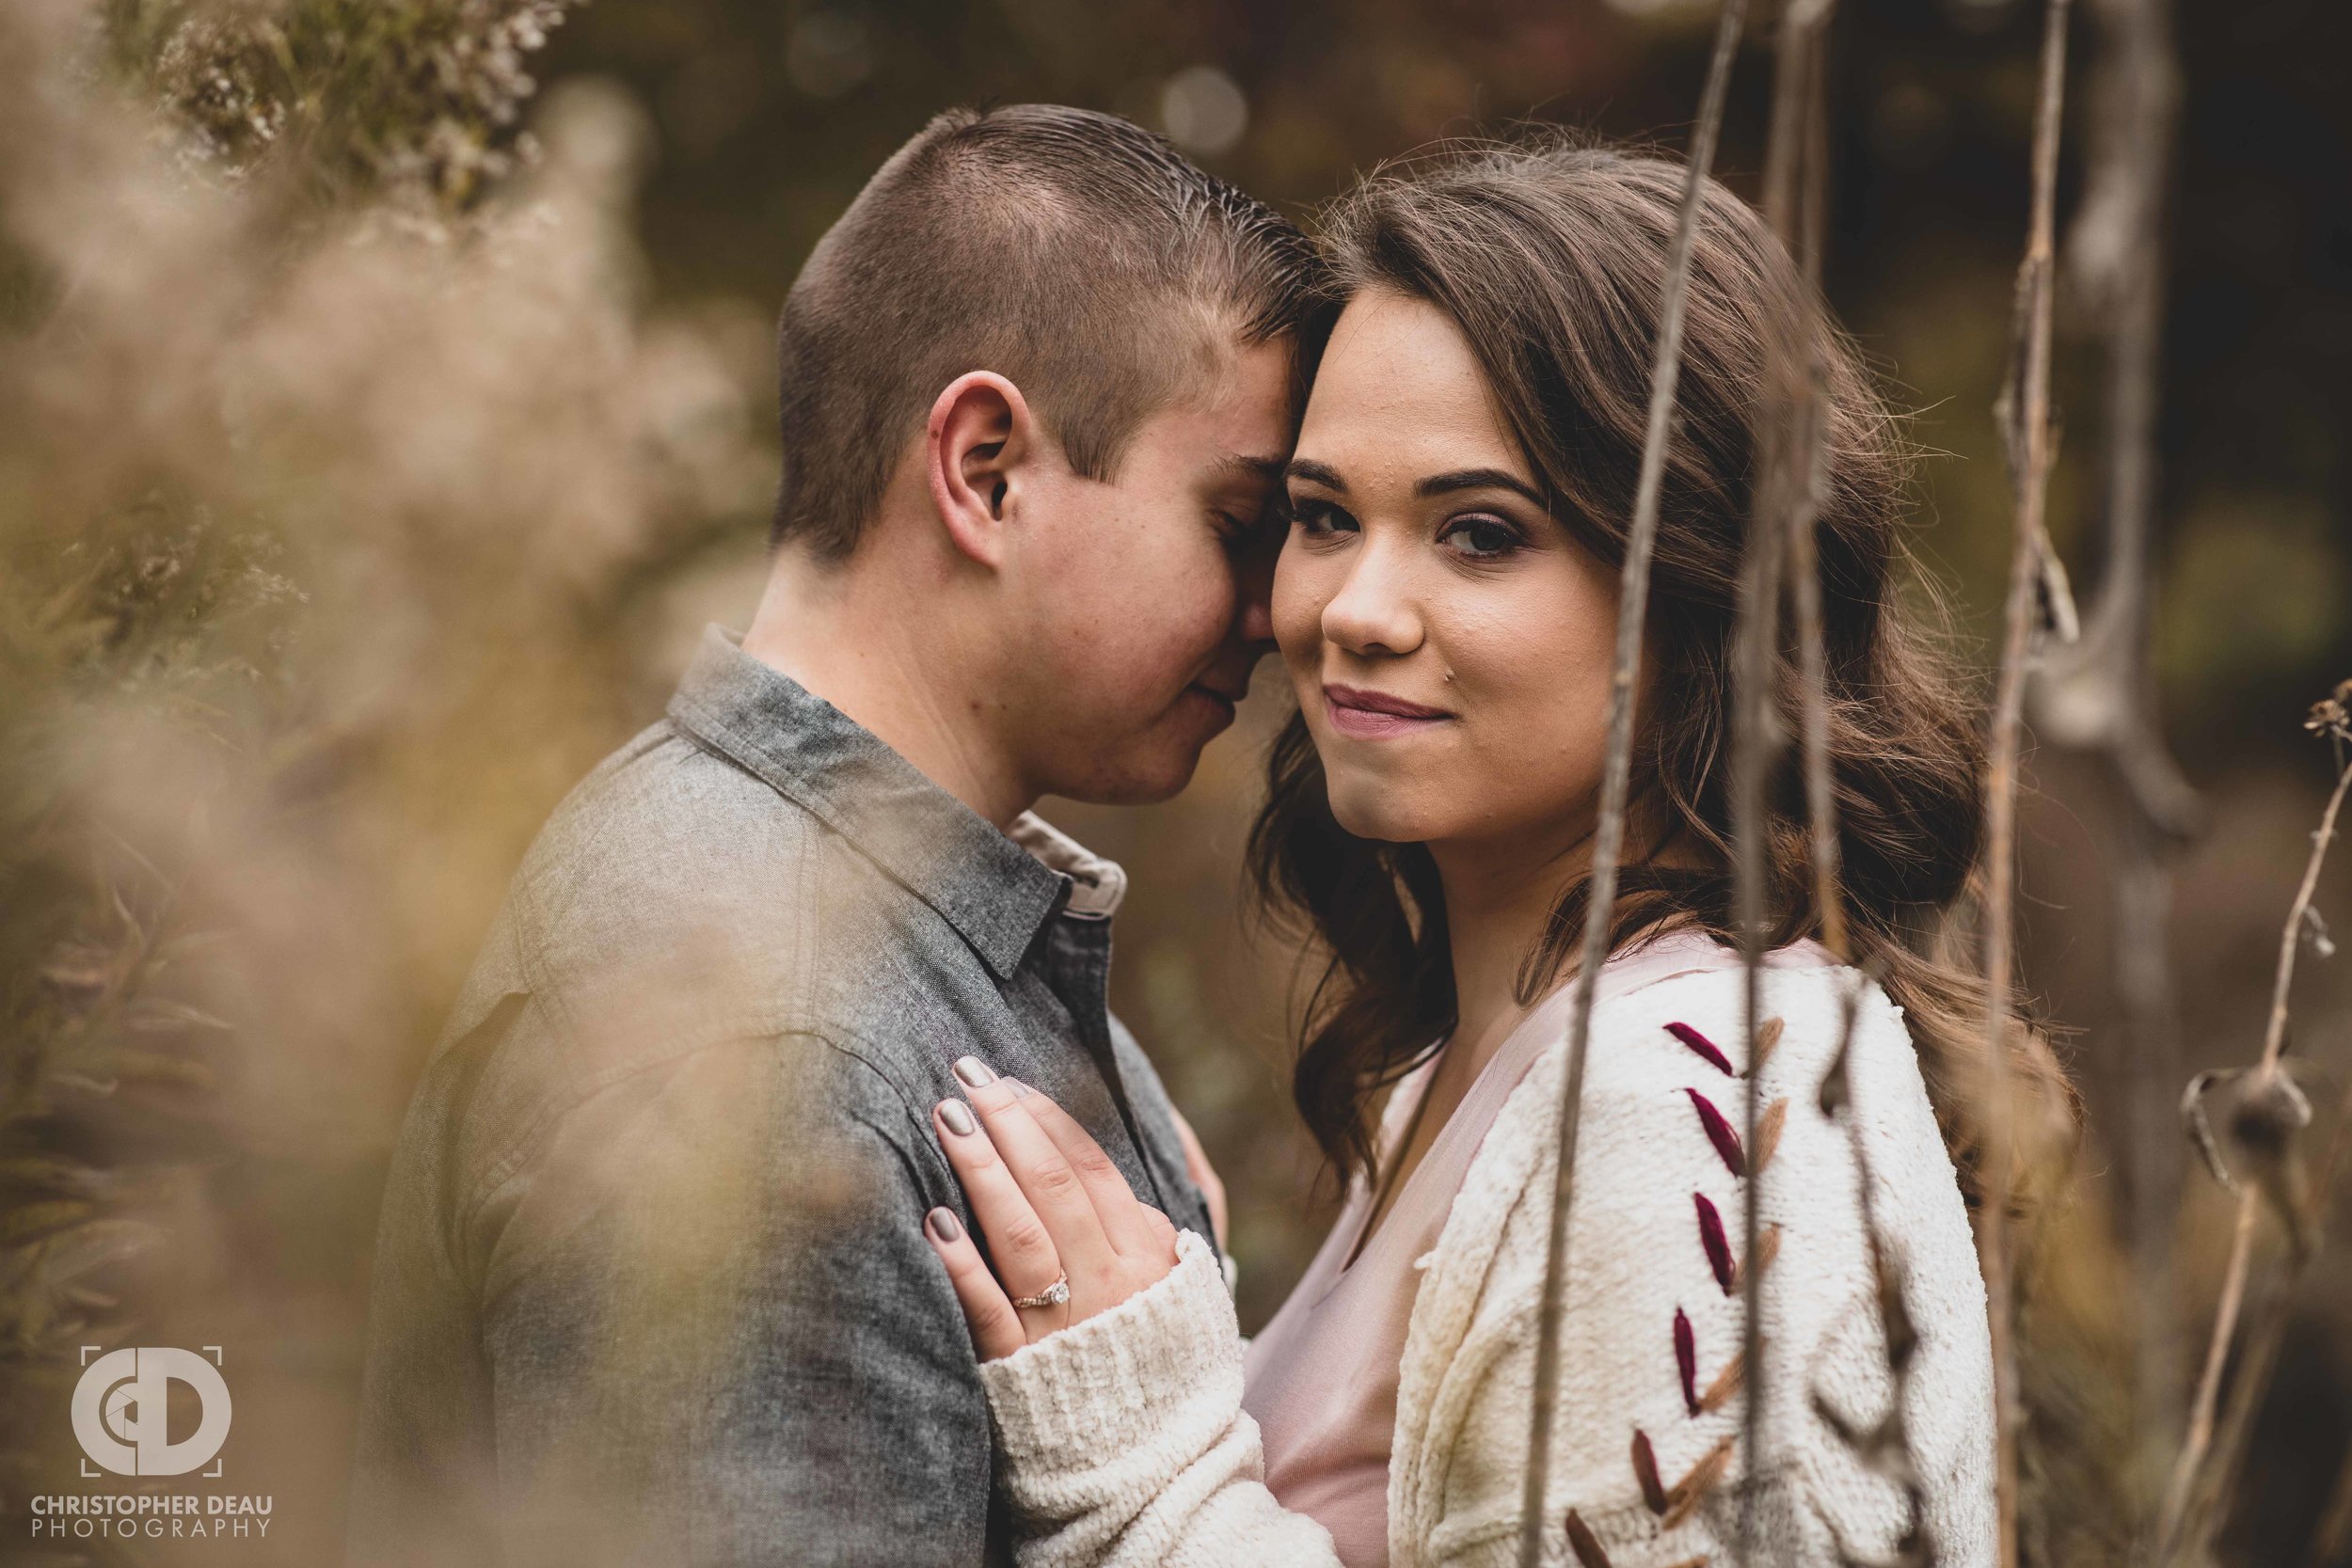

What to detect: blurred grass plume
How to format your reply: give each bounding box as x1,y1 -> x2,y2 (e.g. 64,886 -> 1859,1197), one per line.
0,0 -> 769,1545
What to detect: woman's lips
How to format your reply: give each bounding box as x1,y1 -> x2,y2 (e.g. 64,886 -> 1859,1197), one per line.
1323,683 -> 1454,740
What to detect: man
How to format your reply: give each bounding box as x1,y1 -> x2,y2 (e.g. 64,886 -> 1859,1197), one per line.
345,104 -> 1325,1567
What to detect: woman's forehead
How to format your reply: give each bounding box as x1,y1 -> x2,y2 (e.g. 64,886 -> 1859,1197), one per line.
1295,292 -> 1529,487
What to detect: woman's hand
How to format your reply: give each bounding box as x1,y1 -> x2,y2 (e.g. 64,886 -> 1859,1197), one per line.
922,1056 -> 1179,1361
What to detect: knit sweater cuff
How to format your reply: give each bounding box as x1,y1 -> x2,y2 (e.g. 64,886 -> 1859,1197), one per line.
979,1229 -> 1241,1473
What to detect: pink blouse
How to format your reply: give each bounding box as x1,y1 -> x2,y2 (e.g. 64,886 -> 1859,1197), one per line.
1238,931 -> 1836,1567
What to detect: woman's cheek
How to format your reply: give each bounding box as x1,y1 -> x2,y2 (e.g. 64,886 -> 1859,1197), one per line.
1445,604 -> 1607,828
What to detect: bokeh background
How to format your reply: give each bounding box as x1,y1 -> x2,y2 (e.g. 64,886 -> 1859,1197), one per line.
4,0 -> 2348,1563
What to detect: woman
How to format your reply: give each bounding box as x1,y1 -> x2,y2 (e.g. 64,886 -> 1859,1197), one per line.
917,140 -> 2071,1568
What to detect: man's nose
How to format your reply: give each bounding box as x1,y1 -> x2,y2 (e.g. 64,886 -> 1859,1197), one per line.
1234,531 -> 1279,649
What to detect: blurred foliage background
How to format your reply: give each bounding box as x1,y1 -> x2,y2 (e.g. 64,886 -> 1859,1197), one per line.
1,0 -> 2347,1563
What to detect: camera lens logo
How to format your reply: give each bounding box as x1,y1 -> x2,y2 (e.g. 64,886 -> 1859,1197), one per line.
71,1347 -> 232,1478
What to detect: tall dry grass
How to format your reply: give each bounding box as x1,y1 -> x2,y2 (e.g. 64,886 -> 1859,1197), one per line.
0,2 -> 770,1553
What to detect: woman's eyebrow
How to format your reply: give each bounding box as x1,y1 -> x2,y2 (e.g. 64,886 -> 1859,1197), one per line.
1284,458 -> 1347,491
1415,467 -> 1546,506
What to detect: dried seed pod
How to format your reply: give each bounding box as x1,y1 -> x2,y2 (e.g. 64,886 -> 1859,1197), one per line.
1684,1088 -> 1745,1177
2232,1066 -> 2318,1255
2306,680 -> 2352,741
1666,1021 -> 1735,1077
2180,1069 -> 2237,1190
2183,1062 -> 2320,1254
1751,1016 -> 1785,1074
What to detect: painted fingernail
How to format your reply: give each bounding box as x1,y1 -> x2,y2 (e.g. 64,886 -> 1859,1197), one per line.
926,1207 -> 962,1243
940,1100 -> 977,1136
954,1056 -> 997,1087
1006,1079 -> 1032,1100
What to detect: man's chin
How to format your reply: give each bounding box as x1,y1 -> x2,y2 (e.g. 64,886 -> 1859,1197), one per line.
1053,760 -> 1199,809
1040,699 -> 1240,807
1048,741 -> 1214,808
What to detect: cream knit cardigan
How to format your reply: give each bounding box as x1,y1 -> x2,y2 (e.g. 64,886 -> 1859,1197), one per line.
978,962 -> 1996,1568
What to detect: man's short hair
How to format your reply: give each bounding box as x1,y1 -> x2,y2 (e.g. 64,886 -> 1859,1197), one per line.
771,103 -> 1327,557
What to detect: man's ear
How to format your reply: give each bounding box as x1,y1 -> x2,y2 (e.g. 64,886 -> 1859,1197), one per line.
926,372 -> 1038,569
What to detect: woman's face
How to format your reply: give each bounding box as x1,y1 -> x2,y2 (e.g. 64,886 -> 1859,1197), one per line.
1273,289 -> 1622,855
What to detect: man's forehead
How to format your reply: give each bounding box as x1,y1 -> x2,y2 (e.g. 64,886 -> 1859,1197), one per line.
1127,338 -> 1298,482
1196,334 -> 1302,439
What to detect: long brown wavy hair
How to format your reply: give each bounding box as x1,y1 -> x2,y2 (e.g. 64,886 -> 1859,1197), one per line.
1247,138 -> 2073,1203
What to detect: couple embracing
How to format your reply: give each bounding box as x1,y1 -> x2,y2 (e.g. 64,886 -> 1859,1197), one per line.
348,103 -> 2066,1568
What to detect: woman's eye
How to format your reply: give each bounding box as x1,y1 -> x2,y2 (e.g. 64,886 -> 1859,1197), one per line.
1438,515 -> 1520,559
1287,498 -> 1358,538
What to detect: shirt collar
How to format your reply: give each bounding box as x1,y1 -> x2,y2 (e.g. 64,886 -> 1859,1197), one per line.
1008,812 -> 1128,919
664,626 -> 1120,977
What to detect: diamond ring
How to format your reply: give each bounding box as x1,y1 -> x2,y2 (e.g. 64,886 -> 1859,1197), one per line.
1011,1273 -> 1071,1310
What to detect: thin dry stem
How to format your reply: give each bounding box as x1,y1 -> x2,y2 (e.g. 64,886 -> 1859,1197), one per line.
1737,6 -> 1844,1552
1818,968 -> 1935,1567
1787,418 -> 1848,965
2261,764 -> 2352,1075
2160,1197 -> 2253,1553
2158,754 -> 2352,1556
2180,1075 -> 2352,1560
1732,388 -> 1790,1560
1761,0 -> 1837,284
1980,3 -> 2075,1563
1514,4 -> 1749,1560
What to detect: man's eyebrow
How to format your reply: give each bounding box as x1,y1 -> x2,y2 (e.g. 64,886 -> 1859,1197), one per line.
1284,458 -> 1346,490
1415,467 -> 1547,506
1215,453 -> 1290,484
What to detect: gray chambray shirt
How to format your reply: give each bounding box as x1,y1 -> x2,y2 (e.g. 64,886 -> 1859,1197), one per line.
345,626 -> 1215,1568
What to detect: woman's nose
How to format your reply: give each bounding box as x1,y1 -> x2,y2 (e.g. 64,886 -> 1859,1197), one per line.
1320,539 -> 1423,657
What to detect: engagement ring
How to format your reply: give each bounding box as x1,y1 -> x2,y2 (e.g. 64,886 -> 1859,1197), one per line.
1011,1274 -> 1071,1310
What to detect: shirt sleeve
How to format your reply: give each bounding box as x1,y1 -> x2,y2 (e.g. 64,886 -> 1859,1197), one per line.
463,1031 -> 995,1568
